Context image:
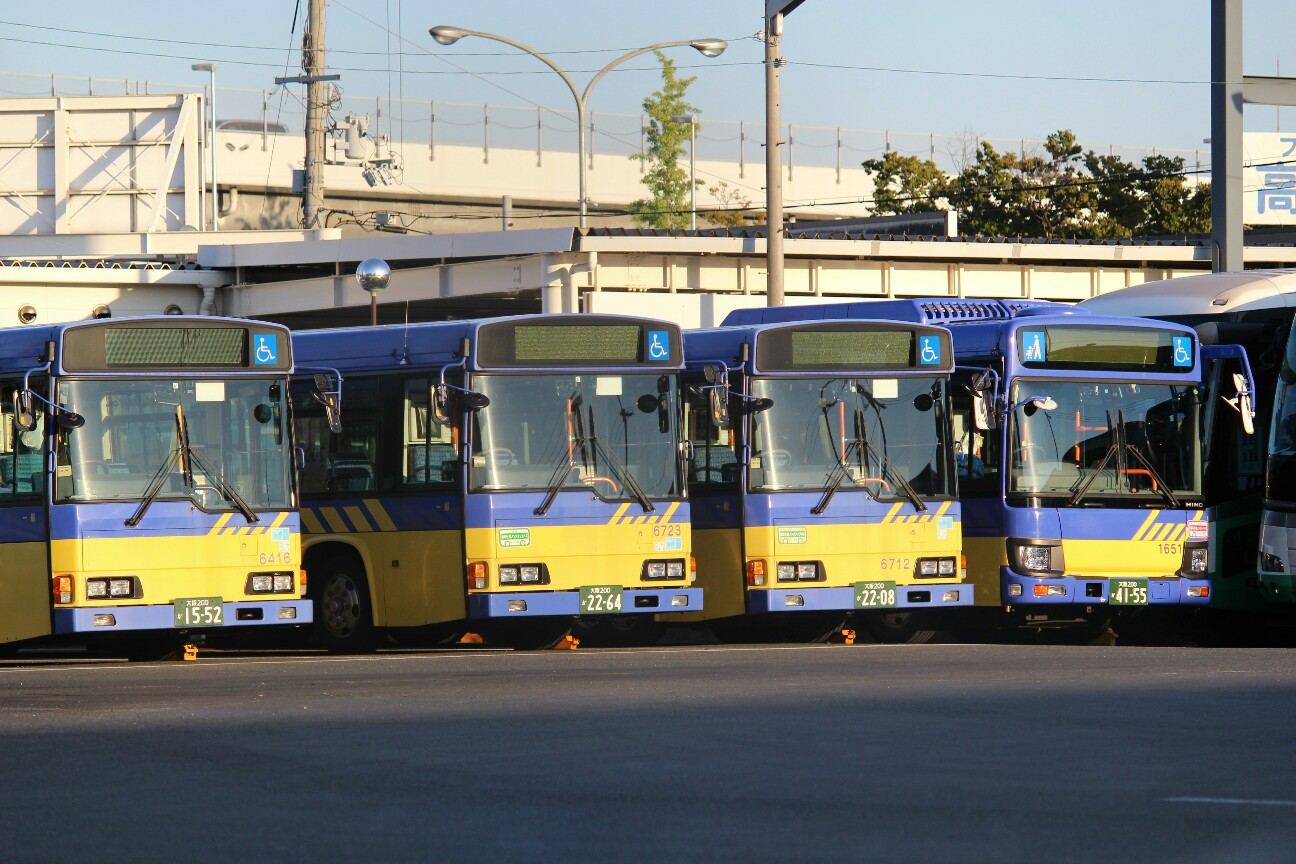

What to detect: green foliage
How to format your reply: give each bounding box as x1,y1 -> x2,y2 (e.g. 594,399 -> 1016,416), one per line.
861,129 -> 1211,239
859,152 -> 946,215
628,52 -> 700,230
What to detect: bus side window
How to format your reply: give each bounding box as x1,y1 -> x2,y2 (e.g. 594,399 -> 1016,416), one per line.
951,377 -> 999,497
684,377 -> 739,489
401,377 -> 455,487
290,375 -> 380,496
0,379 -> 46,497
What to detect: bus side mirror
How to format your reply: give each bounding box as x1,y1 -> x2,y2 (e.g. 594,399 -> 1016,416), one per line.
971,391 -> 995,431
1234,372 -> 1255,435
433,384 -> 452,426
13,390 -> 36,432
312,373 -> 343,434
703,365 -> 730,429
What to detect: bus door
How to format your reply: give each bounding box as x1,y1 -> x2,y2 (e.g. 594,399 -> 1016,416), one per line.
0,389 -> 51,644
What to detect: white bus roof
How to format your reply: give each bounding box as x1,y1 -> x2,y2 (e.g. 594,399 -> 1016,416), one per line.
1078,269 -> 1296,317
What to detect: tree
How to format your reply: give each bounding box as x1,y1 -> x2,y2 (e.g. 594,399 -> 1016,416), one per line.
628,52 -> 700,230
702,181 -> 754,228
863,129 -> 1210,239
859,152 -> 946,215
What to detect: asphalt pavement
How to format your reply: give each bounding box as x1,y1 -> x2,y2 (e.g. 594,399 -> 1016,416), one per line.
1,643 -> 1294,863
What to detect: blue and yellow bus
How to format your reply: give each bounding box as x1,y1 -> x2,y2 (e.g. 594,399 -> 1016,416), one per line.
1079,272 -> 1288,632
290,313 -> 699,650
798,299 -> 1234,637
0,316 -> 310,656
680,312 -> 968,643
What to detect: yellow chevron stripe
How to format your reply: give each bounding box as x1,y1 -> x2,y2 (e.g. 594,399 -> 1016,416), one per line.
344,506 -> 375,532
268,511 -> 289,530
208,512 -> 233,537
609,503 -> 631,525
1171,525 -> 1187,543
1132,510 -> 1160,541
934,500 -> 952,519
662,502 -> 680,523
883,503 -> 904,525
300,509 -> 326,534
363,500 -> 398,532
320,507 -> 349,533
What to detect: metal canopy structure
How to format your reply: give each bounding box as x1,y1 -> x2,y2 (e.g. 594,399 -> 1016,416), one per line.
1211,0 -> 1296,271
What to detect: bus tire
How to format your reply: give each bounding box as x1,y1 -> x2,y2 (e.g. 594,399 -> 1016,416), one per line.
857,610 -> 937,644
314,561 -> 377,653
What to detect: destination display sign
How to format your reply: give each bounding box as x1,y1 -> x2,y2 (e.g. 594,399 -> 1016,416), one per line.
476,319 -> 681,368
61,321 -> 291,372
1017,325 -> 1193,372
756,323 -> 950,372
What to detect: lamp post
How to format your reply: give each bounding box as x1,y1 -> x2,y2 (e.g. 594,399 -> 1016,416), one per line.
356,257 -> 391,325
671,114 -> 699,230
430,26 -> 725,229
191,63 -> 218,231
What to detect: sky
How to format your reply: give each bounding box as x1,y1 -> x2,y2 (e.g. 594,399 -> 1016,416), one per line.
0,1 -> 1293,158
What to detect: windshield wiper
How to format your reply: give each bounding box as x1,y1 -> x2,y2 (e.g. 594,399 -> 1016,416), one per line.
1067,410 -> 1180,508
125,405 -> 257,526
811,404 -> 927,515
533,403 -> 654,516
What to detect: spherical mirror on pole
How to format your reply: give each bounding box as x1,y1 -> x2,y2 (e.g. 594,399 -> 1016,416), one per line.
357,257 -> 390,325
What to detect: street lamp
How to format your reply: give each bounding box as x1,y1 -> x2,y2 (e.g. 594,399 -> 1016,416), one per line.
191,63 -> 218,231
356,257 -> 391,325
430,26 -> 726,229
671,114 -> 699,230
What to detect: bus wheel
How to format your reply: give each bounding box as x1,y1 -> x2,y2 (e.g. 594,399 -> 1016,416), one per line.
315,563 -> 376,653
495,619 -> 573,651
571,617 -> 666,648
858,610 -> 937,644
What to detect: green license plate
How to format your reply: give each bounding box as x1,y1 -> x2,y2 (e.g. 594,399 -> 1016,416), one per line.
579,585 -> 624,615
1109,578 -> 1149,606
173,596 -> 225,627
854,580 -> 897,609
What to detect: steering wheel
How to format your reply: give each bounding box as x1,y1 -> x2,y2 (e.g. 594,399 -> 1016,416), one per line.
479,448 -> 516,466
761,449 -> 792,468
581,475 -> 620,495
1015,445 -> 1045,466
74,460 -> 110,475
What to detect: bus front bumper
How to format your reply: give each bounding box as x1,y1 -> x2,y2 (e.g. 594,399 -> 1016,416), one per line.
1001,569 -> 1212,606
53,599 -> 313,634
746,583 -> 973,614
468,588 -> 703,618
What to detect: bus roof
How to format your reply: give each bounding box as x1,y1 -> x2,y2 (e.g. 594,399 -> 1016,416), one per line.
1077,269 -> 1296,318
722,298 -> 1065,327
293,313 -> 684,372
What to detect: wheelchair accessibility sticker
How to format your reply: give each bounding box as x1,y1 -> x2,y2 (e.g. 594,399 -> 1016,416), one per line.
918,335 -> 942,365
1172,335 -> 1193,368
253,334 -> 279,366
647,330 -> 671,362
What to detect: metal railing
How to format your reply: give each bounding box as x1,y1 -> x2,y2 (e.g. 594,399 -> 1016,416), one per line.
0,71 -> 1204,176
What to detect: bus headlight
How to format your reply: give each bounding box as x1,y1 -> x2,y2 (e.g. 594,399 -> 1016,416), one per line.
642,559 -> 686,581
499,564 -> 548,586
776,562 -> 822,582
1185,547 -> 1208,574
1009,539 -> 1063,575
87,577 -> 137,599
498,566 -> 520,584
246,572 -> 294,594
915,557 -> 957,578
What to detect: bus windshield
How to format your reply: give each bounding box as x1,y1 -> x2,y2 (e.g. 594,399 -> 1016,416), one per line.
1008,379 -> 1201,502
469,373 -> 682,500
748,376 -> 953,499
1267,348 -> 1296,502
54,378 -> 292,510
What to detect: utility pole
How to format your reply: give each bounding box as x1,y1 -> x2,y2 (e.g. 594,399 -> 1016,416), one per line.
303,0 -> 328,229
764,0 -> 804,306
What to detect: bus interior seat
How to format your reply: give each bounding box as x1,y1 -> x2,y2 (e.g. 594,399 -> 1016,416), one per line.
408,443 -> 457,482
327,452 -> 375,492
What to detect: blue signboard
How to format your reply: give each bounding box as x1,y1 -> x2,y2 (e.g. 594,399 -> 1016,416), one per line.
917,334 -> 942,365
1020,330 -> 1047,363
646,330 -> 671,362
253,334 -> 279,366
